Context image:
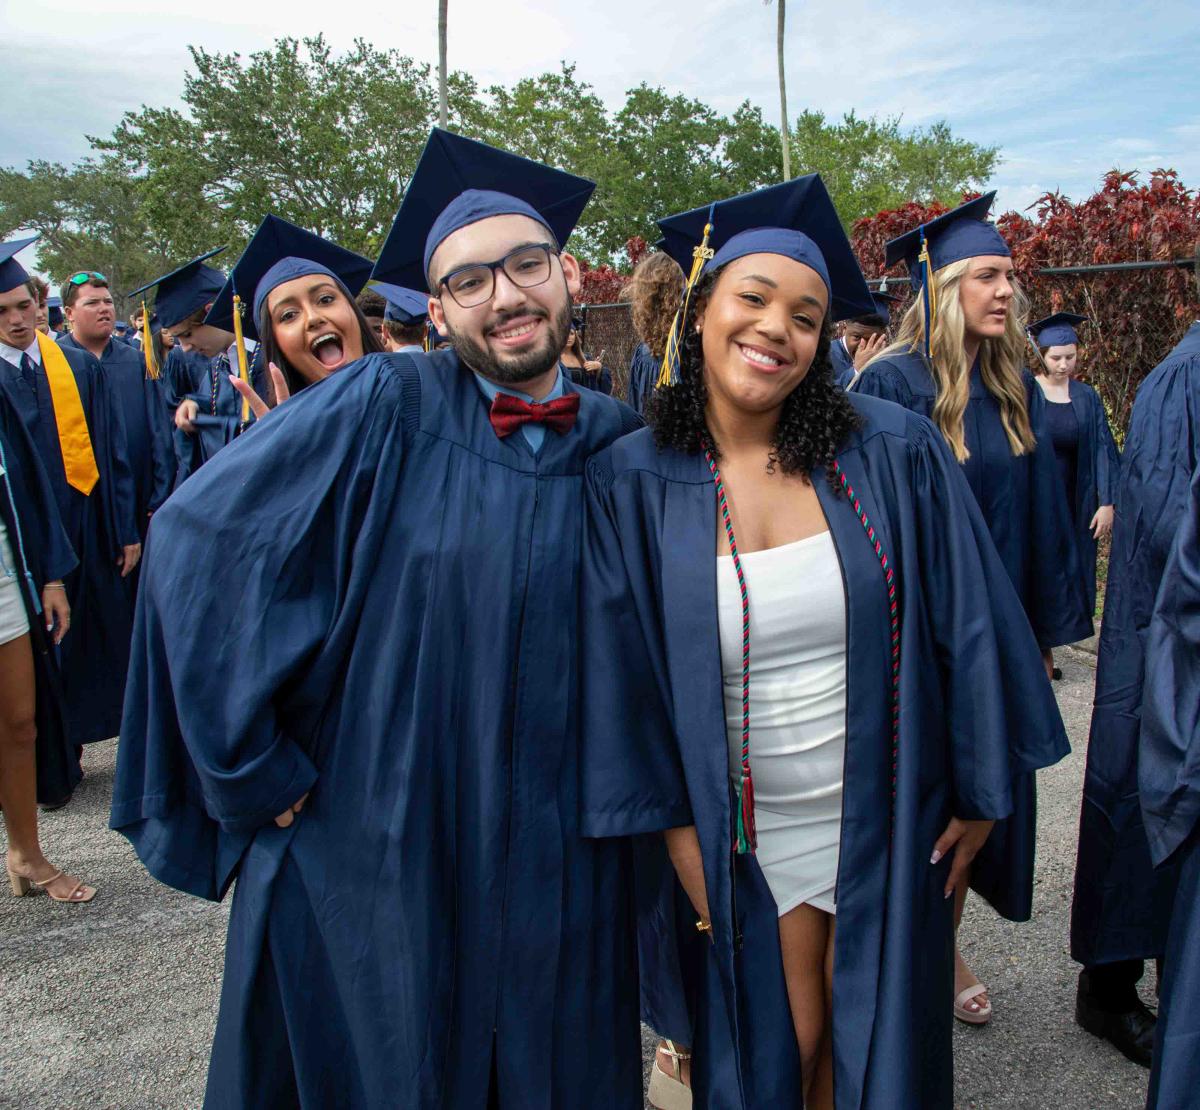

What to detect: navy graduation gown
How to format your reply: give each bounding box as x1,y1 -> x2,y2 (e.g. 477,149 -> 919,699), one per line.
1042,379 -> 1120,619
562,359 -> 614,395
160,346 -> 207,487
830,336 -> 855,388
1140,463 -> 1200,1108
1071,322 -> 1200,968
59,334 -> 174,537
0,343 -> 139,746
111,351 -> 643,1109
580,395 -> 1068,1108
0,392 -> 80,804
626,343 -> 666,417
855,350 -> 1089,920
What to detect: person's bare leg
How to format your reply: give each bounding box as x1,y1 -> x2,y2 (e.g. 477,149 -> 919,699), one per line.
805,916 -> 836,1109
953,878 -> 988,1015
778,902 -> 832,1105
0,633 -> 92,901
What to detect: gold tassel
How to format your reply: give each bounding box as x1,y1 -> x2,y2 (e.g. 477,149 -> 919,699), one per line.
917,230 -> 938,356
141,300 -> 159,380
657,220 -> 715,388
231,294 -> 252,424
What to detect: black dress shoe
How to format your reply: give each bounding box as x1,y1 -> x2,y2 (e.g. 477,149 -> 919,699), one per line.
1052,667 -> 1063,681
1075,989 -> 1155,1067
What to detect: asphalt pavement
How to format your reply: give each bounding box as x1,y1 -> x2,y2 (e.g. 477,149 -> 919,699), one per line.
1,646 -> 1153,1108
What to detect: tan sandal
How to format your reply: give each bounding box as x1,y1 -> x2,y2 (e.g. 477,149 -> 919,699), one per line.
7,866 -> 96,903
648,1039 -> 692,1110
953,983 -> 992,1025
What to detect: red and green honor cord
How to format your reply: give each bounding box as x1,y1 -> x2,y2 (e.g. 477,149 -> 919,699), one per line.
705,451 -> 903,855
705,447 -> 757,854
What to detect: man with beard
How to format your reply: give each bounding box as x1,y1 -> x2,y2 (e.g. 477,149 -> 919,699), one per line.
0,244 -> 140,752
58,273 -> 173,544
112,129 -> 643,1109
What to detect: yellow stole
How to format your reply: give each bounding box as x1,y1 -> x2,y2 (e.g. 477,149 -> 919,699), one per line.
36,333 -> 100,495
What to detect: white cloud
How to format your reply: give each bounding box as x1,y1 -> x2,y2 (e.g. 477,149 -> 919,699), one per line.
4,0 -> 1199,226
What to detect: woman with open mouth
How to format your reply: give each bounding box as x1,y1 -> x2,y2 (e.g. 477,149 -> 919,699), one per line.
853,196 -> 1092,1035
209,215 -> 381,416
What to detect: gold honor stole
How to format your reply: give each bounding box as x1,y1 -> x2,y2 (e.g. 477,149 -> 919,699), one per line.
36,333 -> 100,495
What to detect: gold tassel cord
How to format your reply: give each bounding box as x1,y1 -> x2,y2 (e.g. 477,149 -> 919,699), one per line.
918,231 -> 938,355
141,300 -> 159,380
657,221 -> 715,388
231,294 -> 252,425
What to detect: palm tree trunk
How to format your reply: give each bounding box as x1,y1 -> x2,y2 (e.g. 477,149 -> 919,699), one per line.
776,0 -> 791,180
438,0 -> 449,129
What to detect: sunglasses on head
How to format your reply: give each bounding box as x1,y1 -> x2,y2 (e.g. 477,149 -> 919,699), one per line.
68,271 -> 106,285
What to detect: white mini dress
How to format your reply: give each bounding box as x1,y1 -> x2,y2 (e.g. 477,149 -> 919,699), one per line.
0,515 -> 30,646
717,531 -> 847,916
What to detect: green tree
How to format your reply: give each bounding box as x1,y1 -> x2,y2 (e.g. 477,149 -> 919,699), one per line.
98,36 -> 483,258
0,156 -> 166,313
788,110 -> 999,225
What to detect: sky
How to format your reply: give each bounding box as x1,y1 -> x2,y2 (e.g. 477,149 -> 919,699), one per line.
5,0 -> 1200,273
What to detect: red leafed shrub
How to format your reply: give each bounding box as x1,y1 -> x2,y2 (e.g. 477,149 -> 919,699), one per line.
851,172 -> 1200,436
576,237 -> 648,305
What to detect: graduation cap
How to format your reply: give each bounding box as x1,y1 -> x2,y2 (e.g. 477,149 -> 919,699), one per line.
205,215 -> 375,343
653,175 -> 874,385
884,193 -> 1010,283
883,193 -> 1010,357
369,282 -> 430,326
0,235 -> 38,294
128,248 -> 227,331
657,176 -> 872,322
1029,311 -> 1087,349
371,128 -> 596,292
47,294 -> 63,329
850,290 -> 904,326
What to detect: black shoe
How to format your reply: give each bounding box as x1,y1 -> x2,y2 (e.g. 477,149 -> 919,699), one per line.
1052,667 -> 1063,681
1076,987 -> 1155,1067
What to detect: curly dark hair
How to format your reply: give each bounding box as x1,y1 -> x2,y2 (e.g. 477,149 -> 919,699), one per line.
646,268 -> 862,480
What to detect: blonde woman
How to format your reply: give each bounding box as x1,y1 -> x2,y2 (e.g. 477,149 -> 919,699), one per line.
623,251 -> 685,416
855,194 -> 1091,1025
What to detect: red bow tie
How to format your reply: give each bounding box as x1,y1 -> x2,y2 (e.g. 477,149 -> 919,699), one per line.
489,391 -> 580,439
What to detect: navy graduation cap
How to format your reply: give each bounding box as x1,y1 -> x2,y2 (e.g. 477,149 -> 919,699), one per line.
883,192 -> 1010,356
371,128 -> 596,292
1029,311 -> 1087,348
47,295 -> 63,328
128,248 -> 227,330
0,235 -> 38,294
884,192 -> 1009,288
656,174 -> 874,323
205,215 -> 374,342
866,290 -> 903,325
369,282 -> 430,325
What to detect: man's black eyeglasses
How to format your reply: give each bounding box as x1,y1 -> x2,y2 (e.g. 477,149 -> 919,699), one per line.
437,244 -> 558,309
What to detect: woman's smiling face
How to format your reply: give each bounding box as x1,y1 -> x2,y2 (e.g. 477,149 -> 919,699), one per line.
697,253 -> 828,415
266,274 -> 364,385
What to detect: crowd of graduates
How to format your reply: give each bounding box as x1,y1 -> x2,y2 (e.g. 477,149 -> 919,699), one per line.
0,125 -> 1198,1109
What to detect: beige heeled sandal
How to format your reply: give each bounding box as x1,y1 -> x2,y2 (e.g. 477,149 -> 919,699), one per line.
7,866 -> 96,903
648,1039 -> 692,1110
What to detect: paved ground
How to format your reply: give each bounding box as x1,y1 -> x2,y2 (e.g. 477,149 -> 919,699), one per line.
1,647 -> 1153,1108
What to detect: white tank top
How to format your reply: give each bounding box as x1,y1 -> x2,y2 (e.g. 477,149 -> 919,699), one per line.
717,531 -> 848,915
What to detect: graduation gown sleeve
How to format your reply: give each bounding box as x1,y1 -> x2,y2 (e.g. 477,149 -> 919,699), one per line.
578,454 -> 693,837
1089,387 -> 1120,507
909,418 -> 1065,814
1140,463 -> 1200,868
852,359 -> 914,405
111,359 -> 415,899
